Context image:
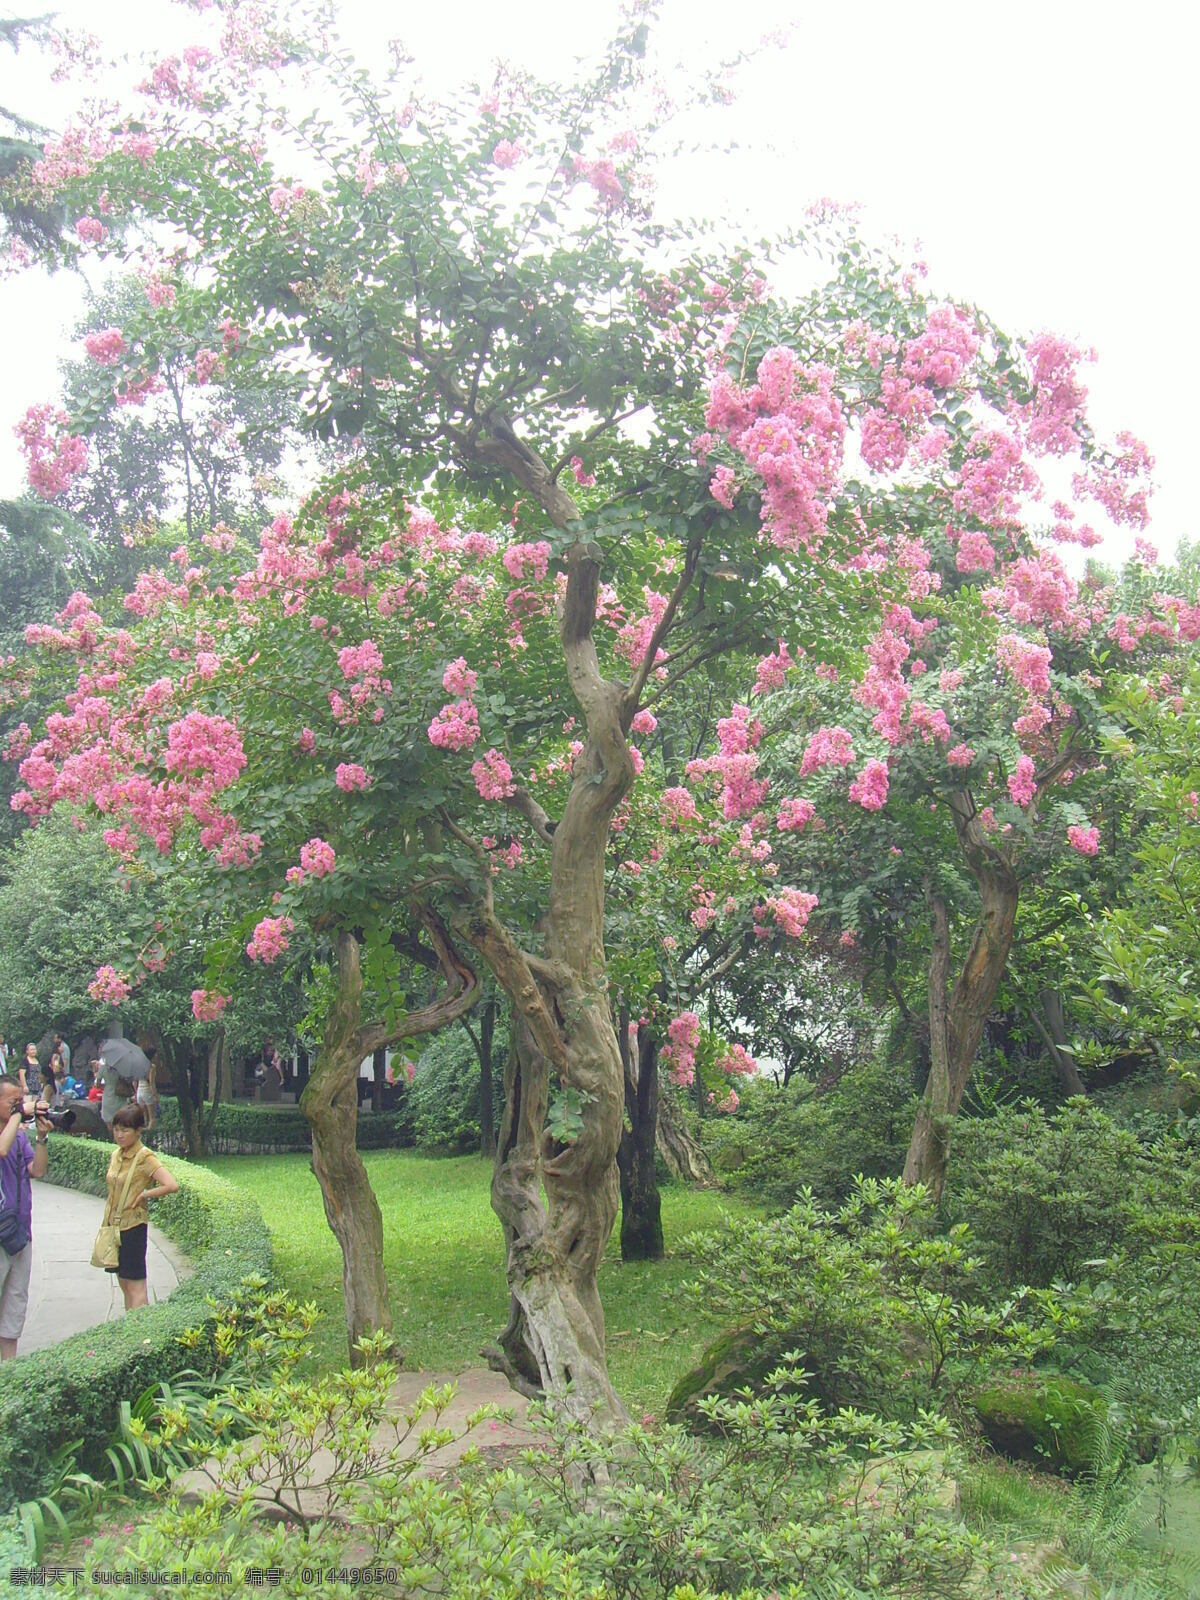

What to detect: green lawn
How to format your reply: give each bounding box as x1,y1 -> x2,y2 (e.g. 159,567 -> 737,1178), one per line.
205,1149 -> 757,1413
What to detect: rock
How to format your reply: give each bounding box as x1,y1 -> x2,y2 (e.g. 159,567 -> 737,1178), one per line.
970,1372 -> 1106,1476
665,1325 -> 824,1432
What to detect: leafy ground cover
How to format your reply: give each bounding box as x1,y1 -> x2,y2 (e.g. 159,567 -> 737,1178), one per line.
205,1150 -> 758,1412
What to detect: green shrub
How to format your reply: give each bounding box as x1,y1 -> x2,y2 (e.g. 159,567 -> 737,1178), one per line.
679,1178 -> 1069,1423
408,1024 -> 506,1154
147,1098 -> 412,1155
0,1137 -> 272,1510
947,1100 -> 1142,1287
701,1055 -> 913,1208
79,1351 -> 1025,1599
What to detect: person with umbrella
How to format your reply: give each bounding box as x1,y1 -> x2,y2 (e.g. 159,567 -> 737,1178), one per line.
98,1036 -> 152,1127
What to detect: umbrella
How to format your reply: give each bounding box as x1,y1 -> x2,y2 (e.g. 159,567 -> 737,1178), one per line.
99,1037 -> 153,1081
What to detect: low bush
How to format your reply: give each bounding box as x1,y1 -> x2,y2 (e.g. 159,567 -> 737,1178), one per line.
0,1137 -> 272,1510
147,1098 -> 412,1155
946,1100 -> 1143,1287
76,1341 -> 1026,1599
678,1178 -> 1071,1422
701,1054 -> 913,1208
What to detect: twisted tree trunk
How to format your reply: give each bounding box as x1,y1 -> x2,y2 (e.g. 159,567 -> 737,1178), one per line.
903,791 -> 1020,1199
303,931 -> 392,1364
302,918 -> 479,1364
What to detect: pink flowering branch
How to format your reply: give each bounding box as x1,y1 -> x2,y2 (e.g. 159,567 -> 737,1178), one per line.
624,537 -> 702,715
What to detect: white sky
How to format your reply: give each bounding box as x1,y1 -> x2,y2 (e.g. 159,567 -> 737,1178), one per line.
1,0 -> 1196,564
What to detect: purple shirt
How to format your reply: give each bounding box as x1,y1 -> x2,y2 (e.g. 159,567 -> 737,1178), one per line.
0,1128 -> 34,1232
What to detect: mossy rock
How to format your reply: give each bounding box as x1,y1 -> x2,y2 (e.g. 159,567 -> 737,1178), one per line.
970,1372 -> 1106,1476
665,1325 -> 824,1432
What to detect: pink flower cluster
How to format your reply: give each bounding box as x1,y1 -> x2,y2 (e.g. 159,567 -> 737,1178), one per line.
800,724 -> 855,777
84,327 -> 127,366
902,305 -> 980,389
88,965 -> 131,1005
334,762 -> 371,792
246,915 -> 294,964
1007,755 -> 1037,808
753,642 -> 792,695
717,1043 -> 757,1076
661,1010 -> 700,1086
777,796 -> 817,832
754,886 -> 818,939
502,541 -> 551,583
1021,332 -> 1090,456
15,404 -> 88,498
662,786 -> 697,824
706,345 -> 846,554
492,139 -> 527,169
996,632 -> 1052,697
191,989 -> 231,1022
442,657 -> 477,696
471,748 -> 516,801
299,837 -> 336,877
163,712 -> 247,790
428,699 -> 480,750
616,589 -> 670,669
1067,823 -> 1100,855
848,758 -> 889,811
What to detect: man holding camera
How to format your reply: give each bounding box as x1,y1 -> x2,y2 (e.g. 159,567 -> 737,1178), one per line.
0,1073 -> 51,1361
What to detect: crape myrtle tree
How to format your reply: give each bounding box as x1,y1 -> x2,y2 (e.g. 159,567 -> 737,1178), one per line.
11,0 -> 1195,1416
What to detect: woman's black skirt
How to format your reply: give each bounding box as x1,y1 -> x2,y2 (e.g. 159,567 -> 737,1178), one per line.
105,1223 -> 148,1280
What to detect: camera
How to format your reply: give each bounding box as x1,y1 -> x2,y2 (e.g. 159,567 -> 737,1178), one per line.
21,1105 -> 76,1132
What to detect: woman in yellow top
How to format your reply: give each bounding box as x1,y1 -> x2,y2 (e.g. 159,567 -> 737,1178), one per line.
106,1103 -> 178,1311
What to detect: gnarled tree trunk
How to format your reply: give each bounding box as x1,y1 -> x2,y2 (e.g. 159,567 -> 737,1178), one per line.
656,1081 -> 712,1184
303,931 -> 392,1364
903,791 -> 1020,1199
302,919 -> 479,1364
617,1012 -> 664,1261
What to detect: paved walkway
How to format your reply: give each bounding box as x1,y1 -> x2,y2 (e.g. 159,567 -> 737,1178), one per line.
19,1184 -> 191,1354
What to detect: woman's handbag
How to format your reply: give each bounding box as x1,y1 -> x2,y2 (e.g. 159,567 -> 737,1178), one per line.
90,1153 -> 144,1270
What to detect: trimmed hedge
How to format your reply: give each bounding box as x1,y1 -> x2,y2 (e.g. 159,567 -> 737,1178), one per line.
148,1099 -> 412,1155
0,1136 -> 272,1510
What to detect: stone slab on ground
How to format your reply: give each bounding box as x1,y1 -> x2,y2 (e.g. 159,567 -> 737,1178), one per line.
20,1183 -> 190,1354
177,1367 -> 539,1520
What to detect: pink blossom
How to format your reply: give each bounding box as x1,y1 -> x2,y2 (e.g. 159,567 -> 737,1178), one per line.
631,708 -> 657,736
84,327 -> 127,366
1007,755 -> 1037,808
502,541 -> 551,583
717,1043 -> 757,1075
428,699 -> 481,750
299,837 -> 336,877
334,762 -> 371,792
946,743 -> 974,768
246,915 -> 294,964
491,139 -> 527,169
754,886 -> 818,939
193,347 -> 221,384
88,965 -> 131,1004
955,528 -> 997,573
15,403 -> 88,498
1067,824 -> 1100,855
472,748 -> 516,800
163,712 -> 246,789
661,1010 -> 701,1086
74,215 -> 106,244
662,785 -> 697,824
848,758 -> 889,811
777,796 -> 817,832
709,465 -> 738,508
753,642 -> 792,695
800,724 -> 855,777
191,989 -> 231,1022
570,455 -> 596,487
441,657 -> 478,696
297,727 -> 315,754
